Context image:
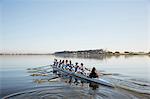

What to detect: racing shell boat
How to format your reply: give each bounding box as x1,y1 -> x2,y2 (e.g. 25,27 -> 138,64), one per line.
52,65 -> 114,88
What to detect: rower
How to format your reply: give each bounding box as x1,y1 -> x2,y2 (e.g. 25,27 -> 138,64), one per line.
76,67 -> 82,74
68,60 -> 73,71
71,65 -> 75,72
61,60 -> 65,69
80,63 -> 86,86
64,60 -> 69,70
53,59 -> 58,66
79,63 -> 90,75
74,62 -> 79,84
89,67 -> 99,78
58,60 -> 62,68
80,63 -> 85,74
74,62 -> 79,72
89,67 -> 99,90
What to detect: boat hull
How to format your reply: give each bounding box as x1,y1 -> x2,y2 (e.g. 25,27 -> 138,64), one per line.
53,66 -> 114,88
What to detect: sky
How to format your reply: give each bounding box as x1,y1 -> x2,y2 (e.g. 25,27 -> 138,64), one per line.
0,0 -> 149,53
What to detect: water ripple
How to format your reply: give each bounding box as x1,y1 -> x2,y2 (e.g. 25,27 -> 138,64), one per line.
3,85 -> 149,99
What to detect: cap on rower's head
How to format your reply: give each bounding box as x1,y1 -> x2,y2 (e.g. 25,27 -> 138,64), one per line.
81,63 -> 83,66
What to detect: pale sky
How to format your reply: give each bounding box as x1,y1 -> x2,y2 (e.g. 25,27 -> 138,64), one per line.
0,0 -> 150,53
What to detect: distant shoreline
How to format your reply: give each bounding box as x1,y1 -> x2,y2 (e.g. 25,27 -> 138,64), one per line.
0,49 -> 150,56
0,53 -> 52,55
54,49 -> 150,56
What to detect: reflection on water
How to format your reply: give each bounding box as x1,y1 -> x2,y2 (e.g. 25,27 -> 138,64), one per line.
89,82 -> 99,90
54,53 -> 113,60
3,85 -> 140,99
54,53 -> 150,60
3,65 -> 150,99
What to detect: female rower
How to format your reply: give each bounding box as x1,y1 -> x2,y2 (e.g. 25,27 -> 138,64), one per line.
79,63 -> 90,76
74,62 -> 79,84
64,60 -> 70,70
80,63 -> 85,75
89,67 -> 98,78
89,67 -> 99,90
53,59 -> 58,66
58,60 -> 62,68
80,63 -> 86,86
68,60 -> 73,71
61,60 -> 65,69
74,62 -> 79,72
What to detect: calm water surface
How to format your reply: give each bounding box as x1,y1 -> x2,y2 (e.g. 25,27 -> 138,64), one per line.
0,55 -> 150,98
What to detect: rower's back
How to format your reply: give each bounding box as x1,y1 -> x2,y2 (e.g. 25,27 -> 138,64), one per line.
89,67 -> 98,78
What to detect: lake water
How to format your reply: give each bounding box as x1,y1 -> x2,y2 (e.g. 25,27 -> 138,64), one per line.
0,55 -> 150,98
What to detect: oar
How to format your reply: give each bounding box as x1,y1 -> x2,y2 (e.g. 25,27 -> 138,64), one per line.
36,65 -> 51,68
27,65 -> 51,70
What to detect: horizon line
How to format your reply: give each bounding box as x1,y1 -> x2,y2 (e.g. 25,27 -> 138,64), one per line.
0,49 -> 150,54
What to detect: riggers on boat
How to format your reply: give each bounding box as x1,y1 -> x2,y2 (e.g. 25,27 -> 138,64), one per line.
52,65 -> 115,88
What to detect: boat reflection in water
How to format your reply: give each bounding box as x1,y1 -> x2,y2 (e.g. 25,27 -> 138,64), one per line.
89,82 -> 99,98
63,72 -> 100,97
56,68 -> 100,91
89,82 -> 99,90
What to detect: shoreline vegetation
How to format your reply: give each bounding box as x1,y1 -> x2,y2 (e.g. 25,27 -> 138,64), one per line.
53,49 -> 150,59
54,49 -> 150,55
0,49 -> 150,56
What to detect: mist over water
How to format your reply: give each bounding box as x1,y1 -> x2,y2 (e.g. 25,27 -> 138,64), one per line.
0,55 -> 150,98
